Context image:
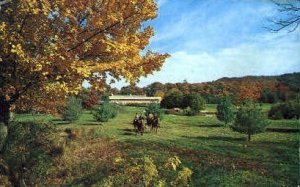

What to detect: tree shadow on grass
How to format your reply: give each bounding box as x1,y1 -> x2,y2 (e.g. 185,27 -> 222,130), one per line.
197,124 -> 223,128
194,121 -> 224,128
52,120 -> 71,125
182,135 -> 246,142
118,128 -> 136,136
77,122 -> 102,126
52,118 -> 63,121
119,128 -> 151,136
121,128 -> 135,132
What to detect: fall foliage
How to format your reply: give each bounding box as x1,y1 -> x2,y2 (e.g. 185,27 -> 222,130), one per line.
117,73 -> 300,104
0,0 -> 169,123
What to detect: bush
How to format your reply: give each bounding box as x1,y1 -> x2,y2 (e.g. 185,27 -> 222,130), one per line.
99,155 -> 193,187
61,96 -> 82,121
217,97 -> 236,125
268,101 -> 300,120
204,95 -> 222,104
161,89 -> 183,109
93,102 -> 118,122
1,121 -> 62,186
79,88 -> 100,109
182,93 -> 206,116
231,100 -> 268,141
145,103 -> 164,120
171,167 -> 193,187
268,105 -> 284,120
100,94 -> 110,102
260,89 -> 278,103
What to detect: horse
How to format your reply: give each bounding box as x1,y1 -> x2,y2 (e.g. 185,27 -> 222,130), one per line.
133,113 -> 139,130
151,116 -> 159,133
146,114 -> 160,134
133,114 -> 144,136
145,113 -> 154,130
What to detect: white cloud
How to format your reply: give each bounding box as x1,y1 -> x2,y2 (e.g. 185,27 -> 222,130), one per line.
110,1 -> 300,89
150,0 -> 280,53
135,32 -> 300,87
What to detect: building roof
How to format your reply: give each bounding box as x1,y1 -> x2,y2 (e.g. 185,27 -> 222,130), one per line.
109,95 -> 161,100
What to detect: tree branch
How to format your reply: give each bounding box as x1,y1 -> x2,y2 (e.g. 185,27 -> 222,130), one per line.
267,1 -> 300,32
67,13 -> 136,52
19,12 -> 30,34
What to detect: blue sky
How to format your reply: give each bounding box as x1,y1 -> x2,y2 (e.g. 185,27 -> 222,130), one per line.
112,0 -> 300,88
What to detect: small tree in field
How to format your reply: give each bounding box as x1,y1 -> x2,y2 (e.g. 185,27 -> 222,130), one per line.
231,100 -> 268,141
182,93 -> 205,116
161,89 -> 183,109
217,97 -> 235,125
145,103 -> 164,120
93,102 -> 118,122
61,97 -> 82,122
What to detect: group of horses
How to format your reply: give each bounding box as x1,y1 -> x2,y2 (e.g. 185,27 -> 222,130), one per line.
132,113 -> 159,135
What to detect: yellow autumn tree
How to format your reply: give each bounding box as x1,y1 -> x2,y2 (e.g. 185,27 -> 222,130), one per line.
0,0 -> 169,124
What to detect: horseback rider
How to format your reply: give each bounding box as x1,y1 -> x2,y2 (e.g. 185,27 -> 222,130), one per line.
133,113 -> 144,135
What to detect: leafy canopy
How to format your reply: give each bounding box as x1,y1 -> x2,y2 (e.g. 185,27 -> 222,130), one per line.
0,0 -> 169,114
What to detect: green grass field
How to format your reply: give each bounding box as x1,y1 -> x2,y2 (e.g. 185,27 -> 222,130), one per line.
15,105 -> 299,186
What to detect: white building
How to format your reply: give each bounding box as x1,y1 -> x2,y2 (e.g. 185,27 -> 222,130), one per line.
109,95 -> 161,105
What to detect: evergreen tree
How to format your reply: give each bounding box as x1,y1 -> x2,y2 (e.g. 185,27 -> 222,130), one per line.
216,97 -> 235,125
231,100 -> 268,141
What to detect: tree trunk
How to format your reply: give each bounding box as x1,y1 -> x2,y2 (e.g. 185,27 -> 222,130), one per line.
0,97 -> 10,152
0,97 -> 21,186
8,170 -> 21,187
0,97 -> 10,125
248,133 -> 251,141
0,123 -> 7,152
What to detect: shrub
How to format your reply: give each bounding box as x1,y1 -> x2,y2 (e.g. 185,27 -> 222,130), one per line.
1,121 -> 62,186
93,102 -> 118,122
161,89 -> 184,109
79,88 -> 100,109
145,103 -> 164,120
100,94 -> 110,102
164,156 -> 182,171
231,100 -> 268,141
182,93 -> 206,115
260,89 -> 278,103
171,167 -> 193,187
268,101 -> 300,120
217,97 -> 236,125
204,95 -> 222,104
61,96 -> 82,121
143,157 -> 158,187
99,155 -> 193,187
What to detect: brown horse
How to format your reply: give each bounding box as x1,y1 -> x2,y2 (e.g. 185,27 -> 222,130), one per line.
133,114 -> 144,136
146,114 -> 159,133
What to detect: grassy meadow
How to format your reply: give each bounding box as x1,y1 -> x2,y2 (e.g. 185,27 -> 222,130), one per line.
14,104 -> 299,186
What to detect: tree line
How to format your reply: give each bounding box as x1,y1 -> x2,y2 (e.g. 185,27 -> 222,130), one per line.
110,72 -> 300,104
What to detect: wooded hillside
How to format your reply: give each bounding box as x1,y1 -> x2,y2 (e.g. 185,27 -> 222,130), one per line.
114,72 -> 300,103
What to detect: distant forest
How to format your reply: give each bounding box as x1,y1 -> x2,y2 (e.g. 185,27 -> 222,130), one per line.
107,72 -> 300,104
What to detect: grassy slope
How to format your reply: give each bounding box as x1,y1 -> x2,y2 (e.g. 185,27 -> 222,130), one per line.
15,105 -> 299,186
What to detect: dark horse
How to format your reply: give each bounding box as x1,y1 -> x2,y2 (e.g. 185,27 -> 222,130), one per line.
133,114 -> 144,136
146,114 -> 159,133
